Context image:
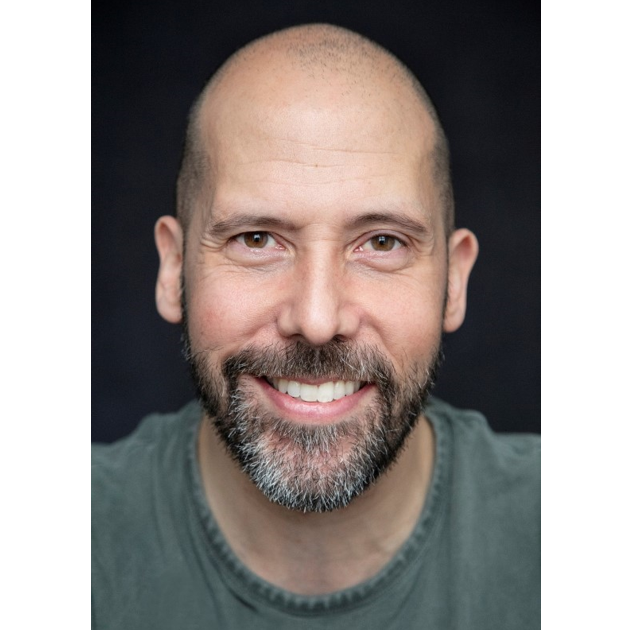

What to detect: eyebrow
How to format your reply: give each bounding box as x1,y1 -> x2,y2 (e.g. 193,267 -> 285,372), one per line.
206,214 -> 299,238
205,209 -> 430,239
347,212 -> 430,238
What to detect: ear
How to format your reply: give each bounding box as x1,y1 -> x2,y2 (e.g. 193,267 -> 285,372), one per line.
154,215 -> 184,324
443,228 -> 479,333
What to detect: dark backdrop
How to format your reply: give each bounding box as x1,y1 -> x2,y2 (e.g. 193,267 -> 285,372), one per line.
92,0 -> 540,443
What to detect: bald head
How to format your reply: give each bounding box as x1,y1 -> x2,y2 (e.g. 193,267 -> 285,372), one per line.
176,24 -> 454,236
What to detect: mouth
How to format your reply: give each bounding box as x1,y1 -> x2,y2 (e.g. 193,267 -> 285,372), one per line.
266,377 -> 366,403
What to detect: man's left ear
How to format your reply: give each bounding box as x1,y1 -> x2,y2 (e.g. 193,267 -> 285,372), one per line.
443,228 -> 479,333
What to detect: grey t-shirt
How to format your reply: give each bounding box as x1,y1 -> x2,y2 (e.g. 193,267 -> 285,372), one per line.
92,398 -> 540,629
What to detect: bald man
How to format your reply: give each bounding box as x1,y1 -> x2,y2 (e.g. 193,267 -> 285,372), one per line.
92,24 -> 540,630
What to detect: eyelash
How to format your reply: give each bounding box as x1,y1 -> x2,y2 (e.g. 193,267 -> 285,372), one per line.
233,232 -> 280,249
357,234 -> 406,252
231,231 -> 406,253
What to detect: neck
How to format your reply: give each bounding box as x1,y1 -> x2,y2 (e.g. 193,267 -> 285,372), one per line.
197,413 -> 435,596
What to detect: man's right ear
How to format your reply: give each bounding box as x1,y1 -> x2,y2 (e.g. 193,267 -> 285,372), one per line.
154,216 -> 184,324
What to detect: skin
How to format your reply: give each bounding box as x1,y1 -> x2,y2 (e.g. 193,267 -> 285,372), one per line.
154,29 -> 478,595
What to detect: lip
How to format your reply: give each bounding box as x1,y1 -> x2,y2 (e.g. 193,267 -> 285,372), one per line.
251,376 -> 375,425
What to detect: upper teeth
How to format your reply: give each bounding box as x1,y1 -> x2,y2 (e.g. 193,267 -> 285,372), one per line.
270,378 -> 361,403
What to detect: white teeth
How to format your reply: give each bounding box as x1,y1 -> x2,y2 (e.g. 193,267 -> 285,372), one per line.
287,380 -> 301,398
269,378 -> 362,403
300,384 -> 319,402
333,381 -> 346,400
317,382 -> 334,403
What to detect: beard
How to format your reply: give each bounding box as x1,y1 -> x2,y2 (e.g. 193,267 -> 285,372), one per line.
182,297 -> 442,513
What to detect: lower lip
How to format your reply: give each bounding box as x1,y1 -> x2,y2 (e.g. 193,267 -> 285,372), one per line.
252,377 -> 375,425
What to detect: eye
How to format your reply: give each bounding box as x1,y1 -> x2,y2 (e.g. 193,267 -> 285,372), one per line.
235,231 -> 277,249
361,234 -> 404,252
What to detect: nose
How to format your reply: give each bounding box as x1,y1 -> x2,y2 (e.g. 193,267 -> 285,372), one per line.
276,253 -> 360,346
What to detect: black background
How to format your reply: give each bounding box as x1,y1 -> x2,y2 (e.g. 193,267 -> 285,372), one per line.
92,0 -> 540,443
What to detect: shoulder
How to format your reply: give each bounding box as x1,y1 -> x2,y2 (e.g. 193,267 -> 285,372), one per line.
92,402 -> 202,626
425,398 -> 540,626
427,397 -> 540,478
426,397 -> 540,526
92,401 -> 201,482
91,401 -> 201,554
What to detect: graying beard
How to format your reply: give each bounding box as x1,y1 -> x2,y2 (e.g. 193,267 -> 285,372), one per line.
206,355 -> 436,513
223,385 -> 393,512
185,334 -> 440,512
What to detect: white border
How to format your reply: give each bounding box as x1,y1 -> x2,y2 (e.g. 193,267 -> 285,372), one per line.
0,2 -> 90,627
543,0 -> 630,627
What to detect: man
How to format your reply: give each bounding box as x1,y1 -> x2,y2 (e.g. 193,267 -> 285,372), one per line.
92,23 -> 540,629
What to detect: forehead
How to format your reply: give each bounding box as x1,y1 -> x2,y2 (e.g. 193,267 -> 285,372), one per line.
194,52 -> 441,231
204,47 -> 434,147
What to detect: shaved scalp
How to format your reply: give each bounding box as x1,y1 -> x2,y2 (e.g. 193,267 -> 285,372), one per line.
176,24 -> 455,236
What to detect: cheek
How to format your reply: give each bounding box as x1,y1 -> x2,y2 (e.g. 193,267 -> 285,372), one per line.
359,274 -> 446,368
186,272 -> 281,351
184,253 -> 447,366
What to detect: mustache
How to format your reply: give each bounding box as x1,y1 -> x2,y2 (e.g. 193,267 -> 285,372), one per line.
222,340 -> 395,390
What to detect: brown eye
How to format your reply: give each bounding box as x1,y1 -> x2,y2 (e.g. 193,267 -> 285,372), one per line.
369,235 -> 399,251
241,232 -> 269,248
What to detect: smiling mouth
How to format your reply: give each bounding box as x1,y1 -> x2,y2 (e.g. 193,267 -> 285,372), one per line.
266,378 -> 366,403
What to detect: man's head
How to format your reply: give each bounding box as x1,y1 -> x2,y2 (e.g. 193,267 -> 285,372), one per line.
154,24 -> 478,512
